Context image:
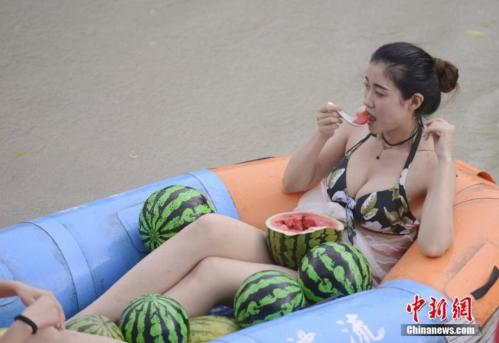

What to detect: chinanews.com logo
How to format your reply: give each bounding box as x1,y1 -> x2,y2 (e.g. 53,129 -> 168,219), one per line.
402,295 -> 480,336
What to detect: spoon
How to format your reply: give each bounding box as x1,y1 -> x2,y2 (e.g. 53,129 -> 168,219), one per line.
327,102 -> 366,127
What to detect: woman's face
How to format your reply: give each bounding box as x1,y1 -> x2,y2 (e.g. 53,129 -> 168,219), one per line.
363,62 -> 414,134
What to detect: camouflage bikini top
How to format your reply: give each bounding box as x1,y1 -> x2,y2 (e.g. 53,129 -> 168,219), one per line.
325,124 -> 423,243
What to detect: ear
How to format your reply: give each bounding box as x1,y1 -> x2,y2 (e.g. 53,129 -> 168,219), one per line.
408,93 -> 424,112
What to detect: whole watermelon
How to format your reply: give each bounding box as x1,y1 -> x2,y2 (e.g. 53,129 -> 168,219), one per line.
66,315 -> 124,341
266,211 -> 343,270
120,294 -> 189,343
233,270 -> 306,328
188,315 -> 239,342
139,185 -> 215,252
299,242 -> 372,304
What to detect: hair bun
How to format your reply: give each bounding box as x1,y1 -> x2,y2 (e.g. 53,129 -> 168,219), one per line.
434,57 -> 459,93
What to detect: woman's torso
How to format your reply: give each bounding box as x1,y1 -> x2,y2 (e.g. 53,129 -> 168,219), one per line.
327,123 -> 435,232
320,123 -> 436,284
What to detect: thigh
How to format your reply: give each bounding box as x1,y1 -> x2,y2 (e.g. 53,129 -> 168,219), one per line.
75,213 -> 274,321
179,213 -> 273,264
166,256 -> 297,315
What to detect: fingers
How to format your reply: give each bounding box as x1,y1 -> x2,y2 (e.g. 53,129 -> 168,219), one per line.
423,118 -> 454,140
34,287 -> 65,329
38,294 -> 66,330
315,102 -> 348,138
316,103 -> 343,125
320,102 -> 342,113
47,293 -> 65,330
25,295 -> 36,305
18,284 -> 50,305
58,303 -> 66,330
316,114 -> 342,136
316,114 -> 342,125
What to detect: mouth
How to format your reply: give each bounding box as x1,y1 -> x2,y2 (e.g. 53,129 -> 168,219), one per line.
367,113 -> 376,124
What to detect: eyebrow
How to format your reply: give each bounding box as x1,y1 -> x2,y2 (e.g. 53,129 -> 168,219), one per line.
364,76 -> 389,91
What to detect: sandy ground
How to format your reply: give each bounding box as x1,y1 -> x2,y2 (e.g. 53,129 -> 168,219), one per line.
1,0 -> 498,227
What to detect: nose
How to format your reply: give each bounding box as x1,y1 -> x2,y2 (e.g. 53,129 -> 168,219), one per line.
363,90 -> 374,109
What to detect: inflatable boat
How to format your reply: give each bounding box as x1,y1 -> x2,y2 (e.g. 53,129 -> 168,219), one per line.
0,157 -> 497,342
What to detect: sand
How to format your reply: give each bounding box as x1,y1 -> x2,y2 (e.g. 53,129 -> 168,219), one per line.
1,0 -> 498,227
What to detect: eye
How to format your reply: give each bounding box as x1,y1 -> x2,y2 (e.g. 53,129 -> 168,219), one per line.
375,91 -> 385,97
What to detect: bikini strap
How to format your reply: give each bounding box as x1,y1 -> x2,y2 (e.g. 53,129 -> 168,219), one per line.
400,118 -> 424,185
345,133 -> 373,159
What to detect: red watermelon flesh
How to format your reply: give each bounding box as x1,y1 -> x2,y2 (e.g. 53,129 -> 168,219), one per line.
353,109 -> 369,125
270,212 -> 340,233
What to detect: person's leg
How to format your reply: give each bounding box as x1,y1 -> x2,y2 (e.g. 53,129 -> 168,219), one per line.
165,256 -> 297,316
77,214 -> 272,321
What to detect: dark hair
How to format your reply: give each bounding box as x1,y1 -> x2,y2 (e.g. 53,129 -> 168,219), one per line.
370,42 -> 459,116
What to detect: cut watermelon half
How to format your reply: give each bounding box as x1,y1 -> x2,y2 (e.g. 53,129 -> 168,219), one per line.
266,211 -> 344,269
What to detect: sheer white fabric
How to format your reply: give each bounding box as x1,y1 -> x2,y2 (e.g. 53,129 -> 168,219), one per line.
294,180 -> 417,286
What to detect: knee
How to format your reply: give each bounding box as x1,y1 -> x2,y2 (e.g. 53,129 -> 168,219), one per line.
187,213 -> 226,239
192,213 -> 224,227
189,256 -> 224,283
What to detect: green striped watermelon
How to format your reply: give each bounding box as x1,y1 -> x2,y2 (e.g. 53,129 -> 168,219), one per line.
266,212 -> 343,269
233,270 -> 306,328
66,315 -> 125,341
299,242 -> 372,304
188,315 -> 239,342
139,185 -> 215,252
120,294 -> 189,343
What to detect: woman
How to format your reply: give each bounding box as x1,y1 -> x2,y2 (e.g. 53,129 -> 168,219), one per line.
77,42 -> 458,321
0,281 -> 121,343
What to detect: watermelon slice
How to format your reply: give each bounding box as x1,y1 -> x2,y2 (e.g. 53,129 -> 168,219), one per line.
353,108 -> 369,125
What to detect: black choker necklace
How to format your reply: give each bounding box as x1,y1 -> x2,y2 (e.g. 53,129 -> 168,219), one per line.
376,123 -> 421,160
381,129 -> 419,147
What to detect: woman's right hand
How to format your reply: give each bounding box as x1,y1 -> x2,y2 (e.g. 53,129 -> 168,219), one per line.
316,102 -> 343,139
15,282 -> 52,307
21,294 -> 65,331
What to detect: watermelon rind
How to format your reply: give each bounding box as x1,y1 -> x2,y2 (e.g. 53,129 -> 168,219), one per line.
139,185 -> 215,252
233,270 -> 306,328
299,242 -> 372,304
188,315 -> 239,342
120,294 -> 189,343
65,314 -> 125,341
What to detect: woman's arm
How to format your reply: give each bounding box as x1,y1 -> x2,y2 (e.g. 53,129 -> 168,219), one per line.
1,320 -> 33,343
0,281 -> 64,322
417,118 -> 455,257
283,103 -> 351,193
417,157 -> 455,256
0,294 -> 65,343
0,281 -> 66,343
0,280 -> 22,298
0,281 -> 39,343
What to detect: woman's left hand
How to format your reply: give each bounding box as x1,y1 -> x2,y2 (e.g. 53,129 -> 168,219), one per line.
423,118 -> 454,161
